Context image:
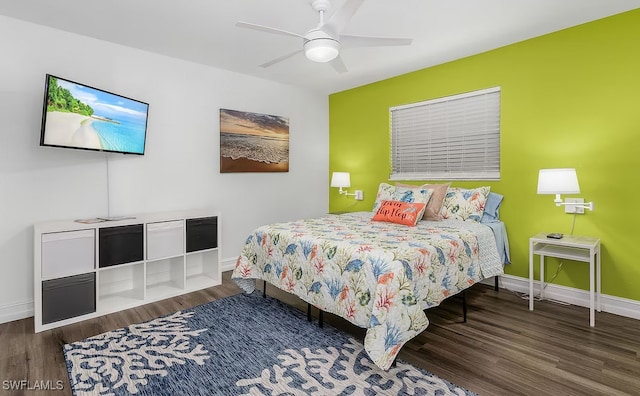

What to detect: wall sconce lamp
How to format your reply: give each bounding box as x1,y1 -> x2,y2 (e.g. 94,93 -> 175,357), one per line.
537,168 -> 594,211
331,172 -> 363,200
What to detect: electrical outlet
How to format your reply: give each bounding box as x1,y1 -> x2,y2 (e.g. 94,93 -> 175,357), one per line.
565,198 -> 585,214
355,190 -> 364,200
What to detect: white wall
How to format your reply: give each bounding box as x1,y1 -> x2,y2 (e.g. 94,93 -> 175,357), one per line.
0,16 -> 329,323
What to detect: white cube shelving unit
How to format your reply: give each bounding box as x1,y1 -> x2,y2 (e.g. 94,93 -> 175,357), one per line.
34,210 -> 220,332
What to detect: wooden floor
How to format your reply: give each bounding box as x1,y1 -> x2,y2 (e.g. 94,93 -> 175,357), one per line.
2,272 -> 639,396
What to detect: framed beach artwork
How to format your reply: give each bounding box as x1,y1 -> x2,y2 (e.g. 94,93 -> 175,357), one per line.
220,109 -> 289,173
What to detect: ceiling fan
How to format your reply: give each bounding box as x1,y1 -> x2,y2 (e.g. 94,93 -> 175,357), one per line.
236,0 -> 413,73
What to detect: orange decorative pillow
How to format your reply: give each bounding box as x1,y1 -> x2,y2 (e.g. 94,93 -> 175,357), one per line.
396,182 -> 451,220
372,200 -> 427,226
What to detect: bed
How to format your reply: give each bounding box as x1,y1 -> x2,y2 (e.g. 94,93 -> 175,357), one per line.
232,209 -> 504,370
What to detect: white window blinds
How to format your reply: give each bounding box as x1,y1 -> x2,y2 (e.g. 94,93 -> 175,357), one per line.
390,87 -> 501,181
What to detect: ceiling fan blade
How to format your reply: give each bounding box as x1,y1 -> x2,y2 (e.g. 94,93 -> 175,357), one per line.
340,34 -> 413,48
236,21 -> 305,39
260,49 -> 304,68
325,0 -> 365,34
330,56 -> 348,74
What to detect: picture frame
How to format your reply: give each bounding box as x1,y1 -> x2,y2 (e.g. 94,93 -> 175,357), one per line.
220,109 -> 289,173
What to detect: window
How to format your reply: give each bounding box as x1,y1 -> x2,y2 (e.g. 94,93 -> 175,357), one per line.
390,87 -> 501,181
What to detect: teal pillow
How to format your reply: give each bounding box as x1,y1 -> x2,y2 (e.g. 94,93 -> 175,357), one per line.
481,192 -> 504,223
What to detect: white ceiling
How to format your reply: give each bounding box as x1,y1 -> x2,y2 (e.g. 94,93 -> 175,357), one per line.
1,0 -> 639,94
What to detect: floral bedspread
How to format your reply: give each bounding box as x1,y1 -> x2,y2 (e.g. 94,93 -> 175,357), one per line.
232,212 -> 503,370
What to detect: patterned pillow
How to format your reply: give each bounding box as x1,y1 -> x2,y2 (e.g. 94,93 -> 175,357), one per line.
372,200 -> 427,226
372,183 -> 433,213
440,186 -> 491,222
396,182 -> 451,221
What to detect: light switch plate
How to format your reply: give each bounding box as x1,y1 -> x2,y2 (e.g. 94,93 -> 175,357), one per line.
565,198 -> 585,214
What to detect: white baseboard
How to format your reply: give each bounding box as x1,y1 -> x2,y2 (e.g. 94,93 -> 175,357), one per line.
221,257 -> 237,273
483,274 -> 640,321
0,299 -> 33,325
3,271 -> 637,325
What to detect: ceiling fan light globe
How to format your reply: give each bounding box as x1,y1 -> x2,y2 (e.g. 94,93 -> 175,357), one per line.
304,38 -> 340,62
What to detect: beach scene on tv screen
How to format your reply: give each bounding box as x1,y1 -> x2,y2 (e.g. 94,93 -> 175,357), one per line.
43,76 -> 148,154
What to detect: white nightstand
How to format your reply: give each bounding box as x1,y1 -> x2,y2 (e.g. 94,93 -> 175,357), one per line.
529,233 -> 601,326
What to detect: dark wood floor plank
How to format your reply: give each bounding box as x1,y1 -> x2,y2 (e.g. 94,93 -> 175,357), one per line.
1,272 -> 639,396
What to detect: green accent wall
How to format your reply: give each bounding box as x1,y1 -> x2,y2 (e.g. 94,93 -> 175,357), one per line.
329,9 -> 640,301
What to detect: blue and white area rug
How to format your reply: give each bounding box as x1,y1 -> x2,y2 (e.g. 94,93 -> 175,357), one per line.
64,292 -> 476,395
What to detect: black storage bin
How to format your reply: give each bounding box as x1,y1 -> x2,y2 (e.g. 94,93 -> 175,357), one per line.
99,224 -> 144,268
186,217 -> 218,252
42,273 -> 95,324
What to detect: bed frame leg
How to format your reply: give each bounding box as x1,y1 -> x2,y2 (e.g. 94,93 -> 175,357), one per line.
307,304 -> 323,327
494,275 -> 499,292
263,280 -> 266,298
462,291 -> 467,323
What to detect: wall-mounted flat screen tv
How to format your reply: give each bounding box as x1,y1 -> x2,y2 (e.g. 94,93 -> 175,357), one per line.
40,74 -> 149,155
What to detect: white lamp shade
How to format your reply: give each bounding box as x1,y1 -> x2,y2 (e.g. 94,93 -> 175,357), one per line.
537,168 -> 581,194
304,38 -> 340,63
331,172 -> 351,188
